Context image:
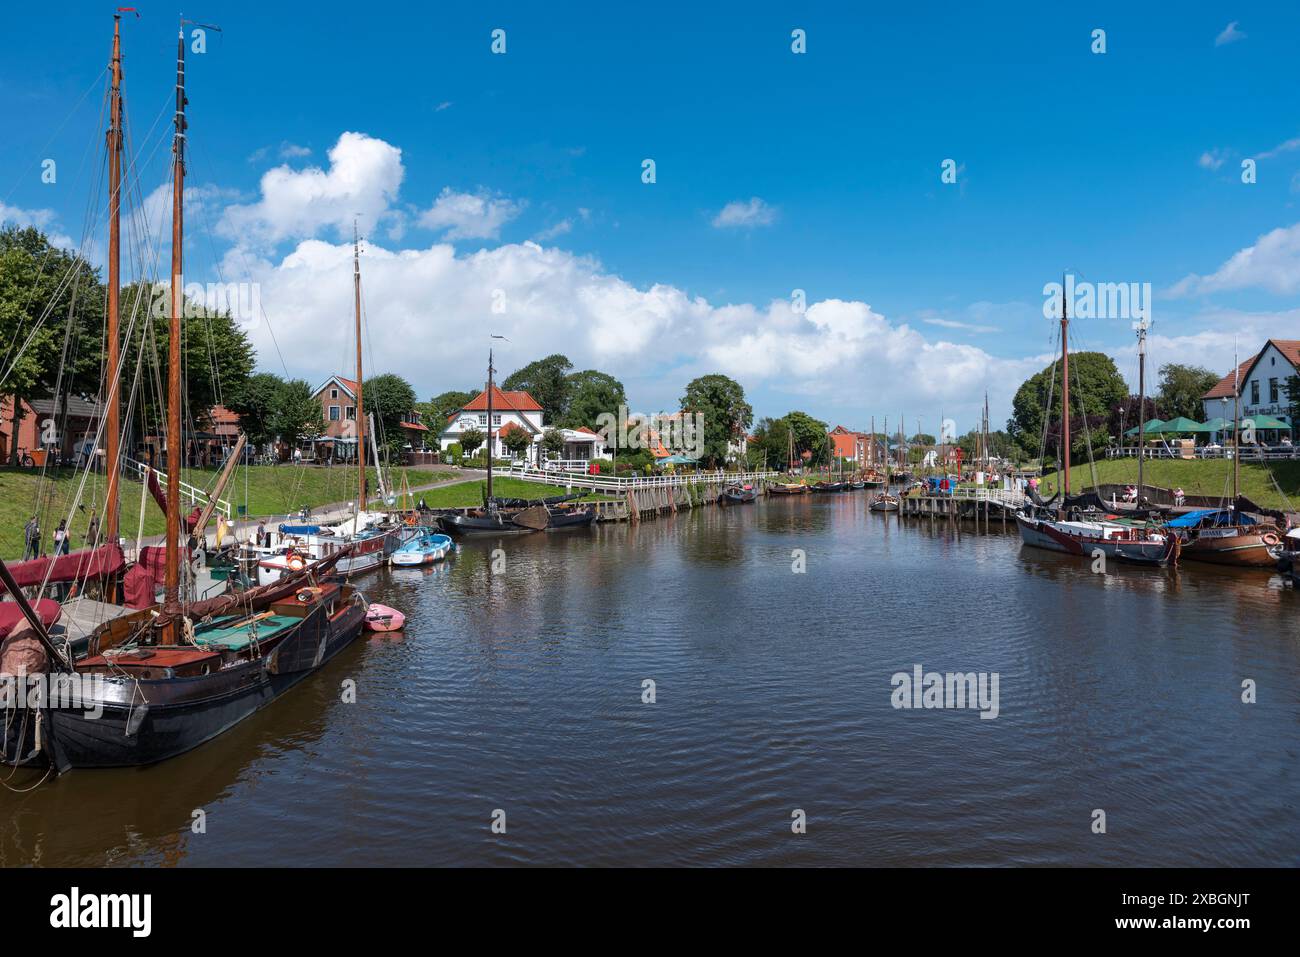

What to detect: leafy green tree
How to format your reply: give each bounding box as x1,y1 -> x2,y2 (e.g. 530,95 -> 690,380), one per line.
272,379 -> 324,449
362,373 -> 418,458
226,372 -> 285,448
680,373 -> 753,466
0,226 -> 106,463
420,389 -> 475,433
1156,363 -> 1219,421
1008,351 -> 1128,461
459,427 -> 485,458
502,353 -> 573,423
1287,375 -> 1300,426
541,427 -> 566,459
500,425 -> 531,460
561,369 -> 626,429
910,433 -> 936,445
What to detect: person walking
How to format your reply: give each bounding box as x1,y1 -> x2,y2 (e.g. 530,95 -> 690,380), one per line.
53,519 -> 70,555
85,509 -> 100,546
23,515 -> 40,560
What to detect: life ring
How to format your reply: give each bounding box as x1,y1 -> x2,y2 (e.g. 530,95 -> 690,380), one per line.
287,554 -> 306,572
405,513 -> 418,526
1262,531 -> 1280,546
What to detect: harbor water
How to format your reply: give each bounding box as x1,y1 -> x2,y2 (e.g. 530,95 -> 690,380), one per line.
3,494 -> 1296,866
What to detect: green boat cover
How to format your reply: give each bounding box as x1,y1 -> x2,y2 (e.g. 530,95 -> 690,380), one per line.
194,614 -> 300,651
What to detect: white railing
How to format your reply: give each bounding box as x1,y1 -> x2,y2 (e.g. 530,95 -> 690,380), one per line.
948,486 -> 1027,505
506,464 -> 780,493
124,458 -> 232,519
1107,445 -> 1300,461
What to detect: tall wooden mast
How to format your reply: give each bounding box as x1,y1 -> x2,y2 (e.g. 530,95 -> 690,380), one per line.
1060,282 -> 1071,498
1232,346 -> 1241,506
1136,319 -> 1148,504
161,27 -> 186,642
353,222 -> 366,512
104,14 -> 124,543
486,348 -> 495,502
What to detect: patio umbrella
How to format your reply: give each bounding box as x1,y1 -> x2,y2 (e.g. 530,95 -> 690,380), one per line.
1124,418 -> 1165,437
1243,414 -> 1290,430
1200,417 -> 1229,432
1154,416 -> 1205,433
658,454 -> 699,465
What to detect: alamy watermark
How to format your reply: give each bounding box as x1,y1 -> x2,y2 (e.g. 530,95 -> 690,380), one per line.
595,405 -> 705,460
1043,274 -> 1151,323
891,664 -> 1000,719
149,276 -> 261,330
1,672 -> 106,718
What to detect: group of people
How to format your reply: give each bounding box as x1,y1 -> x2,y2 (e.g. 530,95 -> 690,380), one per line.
21,510 -> 100,561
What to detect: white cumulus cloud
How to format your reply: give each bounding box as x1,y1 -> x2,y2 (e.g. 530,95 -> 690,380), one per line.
712,198 -> 777,229
418,188 -> 524,240
1169,222 -> 1300,297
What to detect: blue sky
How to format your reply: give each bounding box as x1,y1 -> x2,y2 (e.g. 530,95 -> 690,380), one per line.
2,1 -> 1298,434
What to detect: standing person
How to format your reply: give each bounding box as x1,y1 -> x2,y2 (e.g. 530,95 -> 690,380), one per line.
23,515 -> 40,560
53,519 -> 69,555
256,520 -> 267,549
85,509 -> 100,546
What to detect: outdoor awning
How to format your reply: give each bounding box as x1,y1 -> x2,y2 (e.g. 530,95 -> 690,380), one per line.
1246,415 -> 1290,430
657,454 -> 699,464
1153,416 -> 1207,433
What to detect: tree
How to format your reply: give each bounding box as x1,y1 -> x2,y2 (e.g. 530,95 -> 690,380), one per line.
361,373 -> 417,459
680,374 -> 753,466
500,425 -> 531,460
459,427 -> 485,458
541,427 -> 566,459
1156,363 -> 1219,421
420,389 -> 475,432
502,354 -> 573,423
0,226 -> 106,463
272,379 -> 325,449
1007,352 -> 1128,461
226,372 -> 285,449
910,433 -> 936,445
561,369 -> 626,430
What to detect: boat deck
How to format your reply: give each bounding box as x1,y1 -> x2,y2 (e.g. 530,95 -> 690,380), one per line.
193,614 -> 301,651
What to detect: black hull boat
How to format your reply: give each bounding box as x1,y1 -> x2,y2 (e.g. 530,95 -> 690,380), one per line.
546,505 -> 599,528
3,576 -> 366,771
721,485 -> 758,503
812,481 -> 850,493
437,505 -> 548,537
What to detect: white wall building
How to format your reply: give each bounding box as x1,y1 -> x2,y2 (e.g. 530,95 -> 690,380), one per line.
1201,339 -> 1300,435
438,386 -> 544,461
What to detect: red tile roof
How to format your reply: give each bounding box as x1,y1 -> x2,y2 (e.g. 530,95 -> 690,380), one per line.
459,386 -> 543,413
1202,340 -> 1300,399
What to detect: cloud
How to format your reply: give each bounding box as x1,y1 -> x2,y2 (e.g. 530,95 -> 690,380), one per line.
711,197 -> 777,229
1198,150 -> 1228,170
923,317 -> 999,333
0,202 -> 73,249
224,236 -> 1034,425
1215,21 -> 1246,47
221,131 -> 404,246
1168,222 -> 1300,296
434,101 -> 452,112
533,219 -> 572,241
279,142 -> 311,159
1258,136 -> 1300,160
417,188 -> 525,240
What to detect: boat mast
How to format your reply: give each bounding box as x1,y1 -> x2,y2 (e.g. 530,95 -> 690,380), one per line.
161,27 -> 186,643
353,222 -> 366,514
104,14 -> 124,545
1232,345 -> 1240,507
486,348 -> 495,502
1060,281 -> 1071,499
1136,318 -> 1148,504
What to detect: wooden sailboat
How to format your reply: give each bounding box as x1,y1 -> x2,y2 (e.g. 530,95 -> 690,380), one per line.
260,225 -> 409,578
438,347 -> 548,536
0,24 -> 369,771
1016,282 -> 1177,564
1173,350 -> 1282,567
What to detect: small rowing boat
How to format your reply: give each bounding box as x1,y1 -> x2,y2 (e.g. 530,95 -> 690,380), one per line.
364,603 -> 405,632
722,483 -> 757,503
390,527 -> 453,566
869,494 -> 900,512
768,482 -> 810,495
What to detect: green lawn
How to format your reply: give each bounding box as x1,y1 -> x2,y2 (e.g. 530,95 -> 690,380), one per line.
1038,458 -> 1300,511
0,464 -> 452,558
417,476 -> 606,508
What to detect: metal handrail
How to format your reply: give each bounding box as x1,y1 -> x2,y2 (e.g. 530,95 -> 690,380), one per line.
123,457 -> 232,519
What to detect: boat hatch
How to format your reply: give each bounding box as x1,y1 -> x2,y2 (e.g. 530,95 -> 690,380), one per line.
194,615 -> 301,651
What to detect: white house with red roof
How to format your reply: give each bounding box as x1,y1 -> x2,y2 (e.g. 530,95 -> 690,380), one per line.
439,385 -> 545,461
1201,339 -> 1300,432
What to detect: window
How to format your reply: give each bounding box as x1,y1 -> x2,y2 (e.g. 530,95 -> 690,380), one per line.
329,405 -> 340,421
492,413 -> 502,426
331,388 -> 338,399
478,414 -> 487,426
1251,381 -> 1260,405
1270,378 -> 1279,403
346,406 -> 356,420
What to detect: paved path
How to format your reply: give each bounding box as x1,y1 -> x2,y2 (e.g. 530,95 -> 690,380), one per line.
131,469 -> 488,552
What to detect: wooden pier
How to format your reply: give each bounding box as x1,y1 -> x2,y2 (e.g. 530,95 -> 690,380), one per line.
897,487 -> 1025,529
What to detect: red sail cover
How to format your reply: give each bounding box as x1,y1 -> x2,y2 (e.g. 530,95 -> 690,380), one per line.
145,468 -> 203,531
0,599 -> 63,640
123,545 -> 172,609
5,544 -> 126,588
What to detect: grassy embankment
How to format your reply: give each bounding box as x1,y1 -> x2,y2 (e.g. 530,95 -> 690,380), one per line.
0,465 -> 606,557
1036,459 -> 1300,511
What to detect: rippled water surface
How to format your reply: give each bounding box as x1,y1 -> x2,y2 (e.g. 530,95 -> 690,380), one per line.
3,495 -> 1297,866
